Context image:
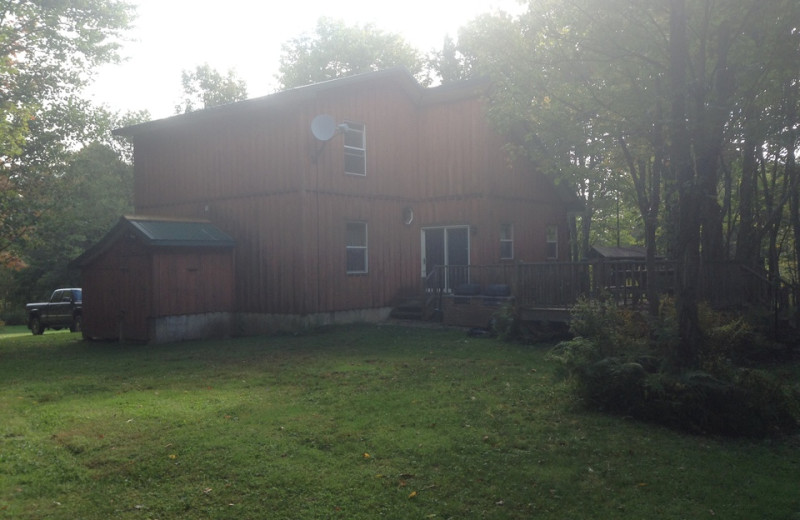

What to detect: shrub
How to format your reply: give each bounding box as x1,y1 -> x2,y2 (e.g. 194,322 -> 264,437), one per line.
638,369 -> 800,437
491,302 -> 519,341
556,296 -> 649,358
548,297 -> 800,437
0,308 -> 28,326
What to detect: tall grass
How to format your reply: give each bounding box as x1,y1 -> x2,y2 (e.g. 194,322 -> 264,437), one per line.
1,325 -> 798,519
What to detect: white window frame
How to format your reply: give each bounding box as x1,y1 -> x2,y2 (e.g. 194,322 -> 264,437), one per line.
346,221 -> 368,274
500,223 -> 514,260
343,121 -> 366,176
546,225 -> 558,259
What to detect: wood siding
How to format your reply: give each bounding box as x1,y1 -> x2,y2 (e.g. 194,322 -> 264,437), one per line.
150,248 -> 234,317
81,238 -> 151,341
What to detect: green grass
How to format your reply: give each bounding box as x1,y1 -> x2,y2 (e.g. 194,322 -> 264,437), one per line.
1,324 -> 798,519
0,325 -> 72,339
0,325 -> 33,338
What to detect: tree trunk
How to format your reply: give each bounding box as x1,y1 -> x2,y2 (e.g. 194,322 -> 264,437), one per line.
670,0 -> 702,367
785,80 -> 800,327
734,119 -> 760,267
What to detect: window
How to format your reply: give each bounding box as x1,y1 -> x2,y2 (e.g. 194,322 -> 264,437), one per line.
500,223 -> 514,260
346,221 -> 368,273
546,225 -> 558,259
343,121 -> 366,176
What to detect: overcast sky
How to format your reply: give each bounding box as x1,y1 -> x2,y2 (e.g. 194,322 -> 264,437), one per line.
87,0 -> 525,120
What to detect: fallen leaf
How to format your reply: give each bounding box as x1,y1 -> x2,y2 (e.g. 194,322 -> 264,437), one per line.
363,452 -> 371,459
408,491 -> 417,499
203,488 -> 212,494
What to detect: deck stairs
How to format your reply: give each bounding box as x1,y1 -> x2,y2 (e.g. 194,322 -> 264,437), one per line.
389,297 -> 424,320
389,294 -> 442,322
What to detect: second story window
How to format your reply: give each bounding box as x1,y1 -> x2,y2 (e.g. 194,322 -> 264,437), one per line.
344,122 -> 366,176
500,223 -> 514,260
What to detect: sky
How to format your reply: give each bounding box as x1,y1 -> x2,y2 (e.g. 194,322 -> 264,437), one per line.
87,0 -> 525,120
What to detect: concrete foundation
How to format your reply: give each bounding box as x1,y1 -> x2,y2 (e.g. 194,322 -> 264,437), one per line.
236,307 -> 394,337
146,307 -> 393,343
150,312 -> 235,344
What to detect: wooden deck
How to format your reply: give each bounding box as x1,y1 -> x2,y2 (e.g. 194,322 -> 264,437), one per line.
423,260 -> 791,328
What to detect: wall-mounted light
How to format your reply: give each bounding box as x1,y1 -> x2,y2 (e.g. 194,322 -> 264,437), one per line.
402,206 -> 414,225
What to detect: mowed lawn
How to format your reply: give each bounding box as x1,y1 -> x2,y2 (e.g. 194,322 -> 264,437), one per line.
1,325 -> 798,519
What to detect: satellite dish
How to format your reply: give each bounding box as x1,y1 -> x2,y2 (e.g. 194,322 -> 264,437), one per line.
311,114 -> 337,141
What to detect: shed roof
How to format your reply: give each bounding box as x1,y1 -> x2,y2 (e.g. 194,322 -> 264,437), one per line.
73,216 -> 235,267
126,217 -> 235,247
590,245 -> 647,259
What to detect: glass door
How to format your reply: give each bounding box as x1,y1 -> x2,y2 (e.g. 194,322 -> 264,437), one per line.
421,226 -> 470,291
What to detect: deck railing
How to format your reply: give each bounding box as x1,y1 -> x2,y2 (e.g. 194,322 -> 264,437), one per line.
425,260 -> 789,315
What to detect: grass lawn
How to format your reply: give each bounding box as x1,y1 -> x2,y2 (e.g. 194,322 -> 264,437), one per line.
1,324 -> 798,519
0,325 -> 71,339
0,325 -> 34,338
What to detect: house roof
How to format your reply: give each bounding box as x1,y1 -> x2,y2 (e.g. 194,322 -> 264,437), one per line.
114,67 -> 491,138
73,216 -> 235,267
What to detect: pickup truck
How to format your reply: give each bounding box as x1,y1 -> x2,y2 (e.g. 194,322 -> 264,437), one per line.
26,288 -> 83,335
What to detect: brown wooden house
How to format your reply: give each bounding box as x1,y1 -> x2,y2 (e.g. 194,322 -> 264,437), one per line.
89,68 -> 578,339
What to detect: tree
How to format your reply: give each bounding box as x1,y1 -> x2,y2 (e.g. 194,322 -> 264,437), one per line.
13,142 -> 133,302
428,35 -> 472,84
175,64 -> 248,114
0,0 -> 134,262
0,0 -> 133,150
277,17 -> 426,89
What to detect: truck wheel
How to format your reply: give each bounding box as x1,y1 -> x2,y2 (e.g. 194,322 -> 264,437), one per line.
70,314 -> 82,333
30,317 -> 44,335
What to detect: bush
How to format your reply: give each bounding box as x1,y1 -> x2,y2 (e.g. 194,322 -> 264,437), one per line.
548,298 -> 800,437
638,369 -> 800,437
491,302 -> 520,341
0,308 -> 27,326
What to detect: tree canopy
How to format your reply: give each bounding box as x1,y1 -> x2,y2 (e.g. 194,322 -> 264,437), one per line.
0,0 -> 134,262
175,63 -> 249,114
276,17 -> 427,89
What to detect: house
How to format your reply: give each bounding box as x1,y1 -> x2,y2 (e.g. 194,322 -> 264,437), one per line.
81,68 -> 579,341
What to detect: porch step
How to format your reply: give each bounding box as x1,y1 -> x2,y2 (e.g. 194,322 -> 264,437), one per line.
390,299 -> 424,320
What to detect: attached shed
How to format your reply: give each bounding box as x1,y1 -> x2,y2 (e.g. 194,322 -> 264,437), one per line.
74,216 -> 235,343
